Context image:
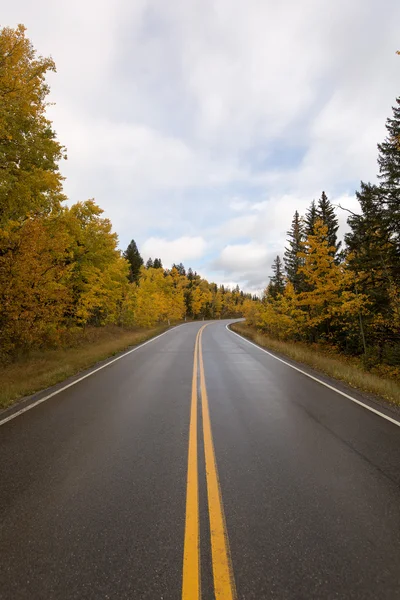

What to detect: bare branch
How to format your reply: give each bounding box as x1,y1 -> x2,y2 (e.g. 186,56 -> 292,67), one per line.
333,203 -> 360,217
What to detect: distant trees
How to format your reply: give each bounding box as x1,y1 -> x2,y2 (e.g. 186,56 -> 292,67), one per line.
172,262 -> 186,276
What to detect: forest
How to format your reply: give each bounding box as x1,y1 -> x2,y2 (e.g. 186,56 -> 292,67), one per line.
0,25 -> 253,362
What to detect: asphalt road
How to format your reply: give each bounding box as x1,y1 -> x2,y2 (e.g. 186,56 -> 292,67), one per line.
1,320 -> 400,599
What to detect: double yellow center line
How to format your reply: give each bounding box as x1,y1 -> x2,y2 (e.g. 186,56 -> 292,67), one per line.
182,324 -> 236,600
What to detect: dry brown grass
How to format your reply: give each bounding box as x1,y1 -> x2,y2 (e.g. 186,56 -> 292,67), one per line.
0,325 -> 171,410
230,322 -> 400,406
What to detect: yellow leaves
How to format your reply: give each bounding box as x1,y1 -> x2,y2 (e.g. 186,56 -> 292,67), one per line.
191,283 -> 212,317
256,219 -> 371,343
0,25 -> 65,224
242,298 -> 262,326
0,216 -> 73,355
0,198 -> 131,355
75,257 -> 130,326
134,267 -> 186,327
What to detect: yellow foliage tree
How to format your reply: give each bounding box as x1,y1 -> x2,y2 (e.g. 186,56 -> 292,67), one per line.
297,220 -> 368,342
75,257 -> 130,326
0,216 -> 72,355
191,280 -> 212,318
0,25 -> 66,225
62,200 -> 126,325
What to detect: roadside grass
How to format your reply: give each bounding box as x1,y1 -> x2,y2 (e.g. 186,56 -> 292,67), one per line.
0,324 -> 174,410
230,322 -> 400,406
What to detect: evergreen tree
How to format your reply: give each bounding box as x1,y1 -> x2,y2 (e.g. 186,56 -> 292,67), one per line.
269,255 -> 285,298
172,262 -> 186,275
304,200 -> 317,237
345,182 -> 398,350
263,281 -> 275,302
123,239 -> 143,283
146,257 -> 154,269
284,210 -> 305,292
153,258 -> 163,269
345,183 -> 388,279
316,191 -> 341,256
377,96 -> 400,244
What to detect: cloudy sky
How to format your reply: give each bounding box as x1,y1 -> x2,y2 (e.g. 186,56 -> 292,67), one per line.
3,1 -> 400,292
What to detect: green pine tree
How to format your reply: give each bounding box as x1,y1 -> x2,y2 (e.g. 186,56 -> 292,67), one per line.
172,262 -> 185,275
304,200 -> 317,237
269,255 -> 285,298
317,191 -> 341,257
345,182 -> 399,357
377,96 -> 400,246
284,210 -> 305,292
123,239 -> 143,283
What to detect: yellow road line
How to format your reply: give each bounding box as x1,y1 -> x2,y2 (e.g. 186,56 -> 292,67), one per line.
199,328 -> 237,600
182,326 -> 204,600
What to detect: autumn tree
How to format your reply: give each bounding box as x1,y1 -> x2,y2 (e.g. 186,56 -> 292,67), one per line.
0,25 -> 66,225
298,220 -> 366,345
0,215 -> 72,355
134,267 -> 186,326
191,280 -> 212,318
63,200 -> 127,326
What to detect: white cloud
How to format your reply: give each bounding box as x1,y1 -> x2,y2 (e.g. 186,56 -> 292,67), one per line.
141,236 -> 207,266
229,198 -> 250,212
215,242 -> 270,272
211,241 -> 278,293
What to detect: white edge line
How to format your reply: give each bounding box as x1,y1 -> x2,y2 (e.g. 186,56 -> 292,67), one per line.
0,324 -> 185,427
226,324 -> 400,428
